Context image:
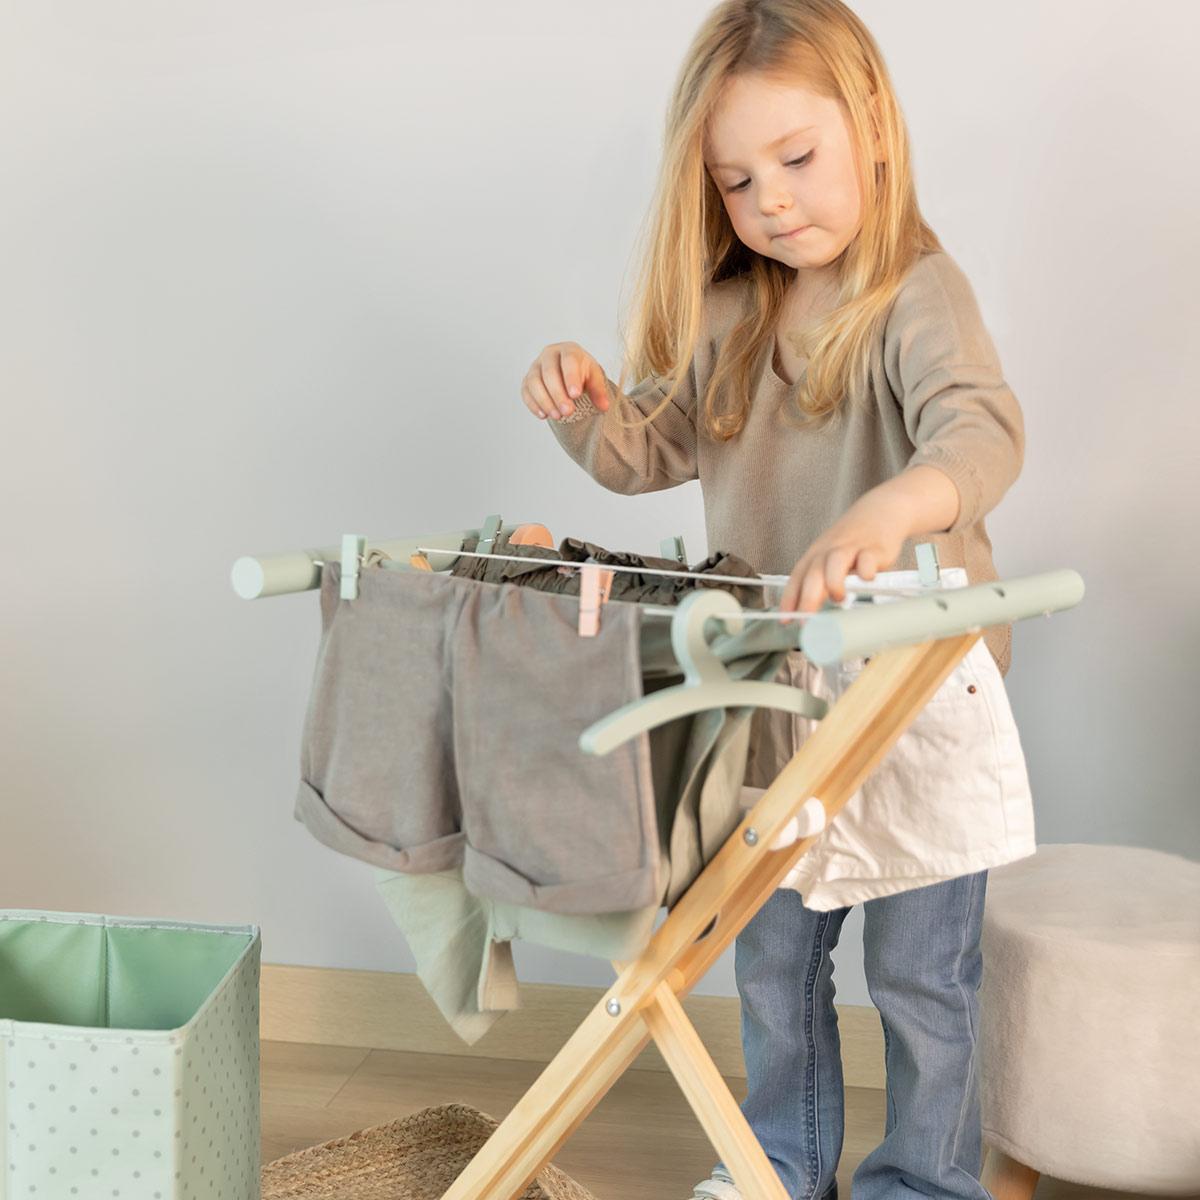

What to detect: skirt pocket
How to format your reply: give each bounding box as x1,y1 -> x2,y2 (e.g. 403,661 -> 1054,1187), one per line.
792,638 -> 1013,866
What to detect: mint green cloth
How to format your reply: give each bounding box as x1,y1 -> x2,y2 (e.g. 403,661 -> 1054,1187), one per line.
372,867 -> 660,1044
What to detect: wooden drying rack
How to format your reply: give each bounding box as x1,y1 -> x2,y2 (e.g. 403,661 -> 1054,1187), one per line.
231,519 -> 1084,1200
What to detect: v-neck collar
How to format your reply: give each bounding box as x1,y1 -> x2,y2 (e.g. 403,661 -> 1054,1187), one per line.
767,334 -> 808,389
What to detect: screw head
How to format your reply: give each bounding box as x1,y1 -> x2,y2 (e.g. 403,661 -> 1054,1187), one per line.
606,999 -> 621,1017
743,827 -> 759,846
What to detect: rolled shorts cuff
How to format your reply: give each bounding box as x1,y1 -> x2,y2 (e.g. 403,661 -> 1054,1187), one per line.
294,780 -> 465,874
462,845 -> 664,914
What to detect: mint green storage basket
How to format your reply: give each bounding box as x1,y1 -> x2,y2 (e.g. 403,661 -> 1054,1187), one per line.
0,911 -> 261,1199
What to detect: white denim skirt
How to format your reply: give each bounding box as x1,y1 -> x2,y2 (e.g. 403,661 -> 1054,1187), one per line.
741,566 -> 1037,911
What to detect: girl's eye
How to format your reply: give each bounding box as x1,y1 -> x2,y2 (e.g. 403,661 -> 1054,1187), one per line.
726,151 -> 813,194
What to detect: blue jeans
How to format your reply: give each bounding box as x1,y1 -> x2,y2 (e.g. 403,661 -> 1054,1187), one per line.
713,871 -> 991,1200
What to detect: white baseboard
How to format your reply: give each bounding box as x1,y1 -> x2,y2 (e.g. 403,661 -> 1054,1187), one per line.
262,963 -> 886,1090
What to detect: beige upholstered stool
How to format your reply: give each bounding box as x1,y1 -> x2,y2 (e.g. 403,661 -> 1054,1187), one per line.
978,843 -> 1200,1197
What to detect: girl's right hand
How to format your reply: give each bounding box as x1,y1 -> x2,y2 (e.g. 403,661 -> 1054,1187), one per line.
522,342 -> 611,421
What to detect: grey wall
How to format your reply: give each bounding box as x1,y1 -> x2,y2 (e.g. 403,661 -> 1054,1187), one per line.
2,0 -> 1196,1012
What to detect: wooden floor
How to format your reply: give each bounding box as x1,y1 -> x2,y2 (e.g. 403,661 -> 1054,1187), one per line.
262,1040 -> 1195,1198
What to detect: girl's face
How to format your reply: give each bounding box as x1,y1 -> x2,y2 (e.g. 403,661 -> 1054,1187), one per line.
704,73 -> 869,277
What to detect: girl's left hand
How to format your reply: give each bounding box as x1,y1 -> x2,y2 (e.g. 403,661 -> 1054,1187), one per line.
778,492 -> 909,625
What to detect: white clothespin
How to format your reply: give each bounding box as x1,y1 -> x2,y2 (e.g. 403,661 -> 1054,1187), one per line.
340,534 -> 365,600
916,541 -> 941,587
770,796 -> 828,849
577,560 -> 615,637
775,797 -> 829,891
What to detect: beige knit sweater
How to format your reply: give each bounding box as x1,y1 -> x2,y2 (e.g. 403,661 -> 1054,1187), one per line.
548,250 -> 1025,676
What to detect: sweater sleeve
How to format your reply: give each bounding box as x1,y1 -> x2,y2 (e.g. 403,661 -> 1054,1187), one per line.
546,367 -> 699,496
884,253 -> 1025,534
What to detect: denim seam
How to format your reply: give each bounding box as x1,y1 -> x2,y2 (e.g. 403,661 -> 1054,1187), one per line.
948,870 -> 981,1174
802,911 -> 832,1199
880,1012 -> 896,1137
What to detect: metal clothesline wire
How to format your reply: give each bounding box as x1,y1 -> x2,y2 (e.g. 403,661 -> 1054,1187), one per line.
314,545 -> 940,626
412,546 -> 929,596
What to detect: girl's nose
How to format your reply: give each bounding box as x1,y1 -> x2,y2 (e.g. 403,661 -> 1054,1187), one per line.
759,187 -> 793,216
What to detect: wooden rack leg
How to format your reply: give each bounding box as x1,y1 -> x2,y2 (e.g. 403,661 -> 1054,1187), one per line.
643,979 -> 789,1200
439,997 -> 655,1200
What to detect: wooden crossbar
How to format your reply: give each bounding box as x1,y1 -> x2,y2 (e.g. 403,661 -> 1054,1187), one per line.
440,631 -> 979,1200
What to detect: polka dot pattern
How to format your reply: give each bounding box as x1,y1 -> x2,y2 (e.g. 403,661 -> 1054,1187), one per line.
0,914 -> 261,1199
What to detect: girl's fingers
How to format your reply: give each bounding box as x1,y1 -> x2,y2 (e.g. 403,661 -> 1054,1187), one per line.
559,350 -> 583,410
798,568 -> 828,614
823,546 -> 857,603
560,353 -> 609,414
526,374 -> 565,420
777,558 -> 810,625
537,360 -> 572,417
779,543 -> 886,626
520,386 -> 548,419
556,349 -> 596,416
795,551 -> 833,612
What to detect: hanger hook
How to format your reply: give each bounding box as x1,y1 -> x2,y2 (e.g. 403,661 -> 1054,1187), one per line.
671,589 -> 745,687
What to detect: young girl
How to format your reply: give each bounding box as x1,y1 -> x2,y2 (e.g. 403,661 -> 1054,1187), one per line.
522,2 -> 1025,1196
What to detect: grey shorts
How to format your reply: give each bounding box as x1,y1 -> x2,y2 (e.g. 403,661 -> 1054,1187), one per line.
295,546 -> 791,915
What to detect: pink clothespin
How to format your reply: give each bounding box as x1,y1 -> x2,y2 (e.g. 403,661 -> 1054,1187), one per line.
577,561 -> 615,637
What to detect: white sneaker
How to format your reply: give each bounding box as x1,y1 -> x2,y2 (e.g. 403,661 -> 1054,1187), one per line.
690,1167 -> 742,1200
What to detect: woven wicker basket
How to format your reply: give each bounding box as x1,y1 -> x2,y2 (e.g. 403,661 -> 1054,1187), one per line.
261,1102 -> 600,1199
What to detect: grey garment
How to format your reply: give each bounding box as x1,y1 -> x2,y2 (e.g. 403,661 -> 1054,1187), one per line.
449,531 -> 768,611
443,530 -> 795,905
454,534 -> 802,903
296,559 -> 663,914
296,551 -> 796,913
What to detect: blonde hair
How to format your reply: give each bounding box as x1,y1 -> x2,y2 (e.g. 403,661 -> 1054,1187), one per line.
611,0 -> 943,439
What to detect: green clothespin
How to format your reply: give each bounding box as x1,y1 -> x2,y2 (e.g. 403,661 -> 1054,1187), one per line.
478,514 -> 502,555
915,541 -> 941,587
660,535 -> 688,564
